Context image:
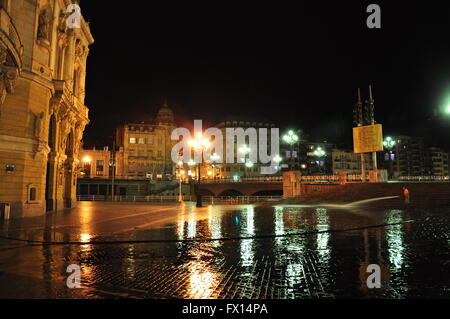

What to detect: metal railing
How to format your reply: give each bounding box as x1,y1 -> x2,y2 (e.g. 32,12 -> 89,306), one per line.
76,195 -> 281,204
398,176 -> 450,182
300,175 -> 341,183
77,195 -> 194,202
202,196 -> 282,204
200,176 -> 283,184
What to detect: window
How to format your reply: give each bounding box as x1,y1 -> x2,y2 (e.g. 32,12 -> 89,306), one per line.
158,151 -> 162,157
96,160 -> 104,170
138,138 -> 145,144
129,137 -> 136,144
29,187 -> 37,201
96,160 -> 104,176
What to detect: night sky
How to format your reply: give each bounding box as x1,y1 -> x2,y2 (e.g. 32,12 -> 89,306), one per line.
80,2 -> 450,150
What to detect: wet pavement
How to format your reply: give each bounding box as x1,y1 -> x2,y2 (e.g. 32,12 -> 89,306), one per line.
0,201 -> 449,299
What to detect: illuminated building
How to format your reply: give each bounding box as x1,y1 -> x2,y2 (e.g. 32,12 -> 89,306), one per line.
426,147 -> 449,176
115,101 -> 176,178
0,1 -> 93,217
332,149 -> 373,175
389,136 -> 427,177
214,120 -> 277,179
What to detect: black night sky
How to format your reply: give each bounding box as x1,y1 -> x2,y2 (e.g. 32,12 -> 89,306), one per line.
80,2 -> 450,150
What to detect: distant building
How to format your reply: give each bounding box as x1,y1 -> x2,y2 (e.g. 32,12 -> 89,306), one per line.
426,147 -> 449,176
303,142 -> 335,175
383,135 -> 450,178
390,136 -> 428,177
214,120 -> 277,179
79,146 -> 125,178
114,102 -> 176,178
332,149 -> 373,175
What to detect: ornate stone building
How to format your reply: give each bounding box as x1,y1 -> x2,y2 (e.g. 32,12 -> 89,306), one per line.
0,0 -> 93,218
114,102 -> 177,178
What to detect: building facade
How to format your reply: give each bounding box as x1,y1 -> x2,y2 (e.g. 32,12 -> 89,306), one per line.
426,147 -> 449,176
332,149 -> 373,175
79,146 -> 122,178
214,120 -> 277,179
0,0 -> 93,218
114,102 -> 176,179
389,136 -> 427,177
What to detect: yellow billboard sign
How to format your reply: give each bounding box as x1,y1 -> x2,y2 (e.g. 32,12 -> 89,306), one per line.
353,124 -> 383,154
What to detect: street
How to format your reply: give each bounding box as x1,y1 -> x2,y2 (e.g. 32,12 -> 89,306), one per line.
0,202 -> 449,299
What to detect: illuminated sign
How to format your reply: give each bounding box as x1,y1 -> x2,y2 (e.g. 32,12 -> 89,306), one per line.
353,124 -> 383,154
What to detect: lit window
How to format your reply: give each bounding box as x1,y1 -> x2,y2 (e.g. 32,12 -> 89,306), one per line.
129,138 -> 136,144
138,138 -> 145,144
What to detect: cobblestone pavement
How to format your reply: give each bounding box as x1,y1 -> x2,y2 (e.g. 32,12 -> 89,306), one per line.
0,202 -> 449,299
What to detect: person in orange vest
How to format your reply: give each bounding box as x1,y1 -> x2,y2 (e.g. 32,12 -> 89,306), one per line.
402,187 -> 410,204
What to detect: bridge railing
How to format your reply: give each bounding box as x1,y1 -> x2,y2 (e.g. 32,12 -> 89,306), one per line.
398,176 -> 450,182
200,176 -> 283,184
300,175 -> 341,183
76,195 -> 281,204
77,195 -> 194,202
202,196 -> 282,204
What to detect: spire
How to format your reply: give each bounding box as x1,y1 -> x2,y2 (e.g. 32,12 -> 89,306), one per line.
163,97 -> 168,108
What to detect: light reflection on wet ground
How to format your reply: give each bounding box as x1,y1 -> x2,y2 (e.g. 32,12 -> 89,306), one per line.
0,202 -> 449,299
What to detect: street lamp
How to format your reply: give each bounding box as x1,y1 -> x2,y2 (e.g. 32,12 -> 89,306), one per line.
383,136 -> 396,149
383,137 -> 396,179
189,133 -> 211,207
210,153 -> 220,180
313,146 -> 326,174
282,130 -> 299,145
273,155 -> 282,173
282,130 -> 300,170
176,160 -> 184,202
239,144 -> 251,178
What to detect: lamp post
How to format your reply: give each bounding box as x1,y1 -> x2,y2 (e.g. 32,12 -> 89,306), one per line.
245,161 -> 254,178
273,154 -> 282,174
189,133 -> 210,207
239,144 -> 251,178
176,160 -> 184,202
210,153 -> 220,180
383,137 -> 396,180
313,146 -> 326,174
282,130 -> 299,170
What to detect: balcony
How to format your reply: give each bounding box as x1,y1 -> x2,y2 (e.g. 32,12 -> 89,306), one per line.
53,80 -> 89,119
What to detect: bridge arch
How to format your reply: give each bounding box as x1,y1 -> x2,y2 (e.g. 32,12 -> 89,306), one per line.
218,189 -> 244,197
198,189 -> 215,196
251,190 -> 283,196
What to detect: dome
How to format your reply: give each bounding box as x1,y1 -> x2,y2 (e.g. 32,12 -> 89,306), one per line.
156,101 -> 175,125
